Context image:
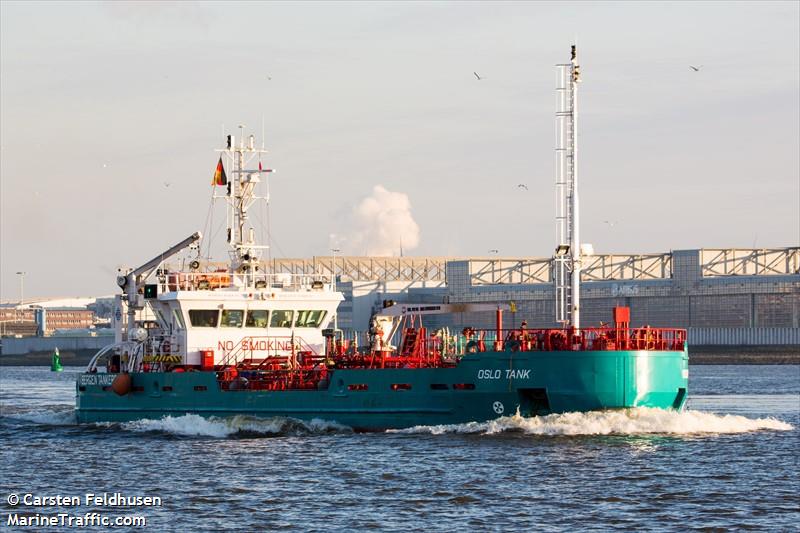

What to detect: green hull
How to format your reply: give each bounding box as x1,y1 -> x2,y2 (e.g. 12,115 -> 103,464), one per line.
76,349 -> 689,430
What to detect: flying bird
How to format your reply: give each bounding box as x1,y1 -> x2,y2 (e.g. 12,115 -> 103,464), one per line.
163,182 -> 171,188
689,65 -> 703,72
603,220 -> 618,227
517,184 -> 528,190
488,249 -> 499,254
473,71 -> 485,80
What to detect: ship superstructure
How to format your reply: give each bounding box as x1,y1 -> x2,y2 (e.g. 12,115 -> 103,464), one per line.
97,129 -> 342,374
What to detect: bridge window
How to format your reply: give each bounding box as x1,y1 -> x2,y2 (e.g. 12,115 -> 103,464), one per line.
245,310 -> 269,328
295,310 -> 328,328
220,310 -> 244,328
152,309 -> 166,326
172,309 -> 185,329
189,310 -> 219,327
270,310 -> 294,328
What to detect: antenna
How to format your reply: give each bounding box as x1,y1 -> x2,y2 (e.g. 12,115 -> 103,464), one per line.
554,45 -> 582,328
214,125 -> 273,284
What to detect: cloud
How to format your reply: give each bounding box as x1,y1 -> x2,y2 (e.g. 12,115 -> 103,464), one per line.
335,185 -> 420,256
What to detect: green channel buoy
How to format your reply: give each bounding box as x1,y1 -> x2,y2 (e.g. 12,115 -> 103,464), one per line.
51,347 -> 63,372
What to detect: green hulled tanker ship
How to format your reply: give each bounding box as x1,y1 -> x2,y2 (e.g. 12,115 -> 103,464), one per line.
76,46 -> 688,430
77,335 -> 688,430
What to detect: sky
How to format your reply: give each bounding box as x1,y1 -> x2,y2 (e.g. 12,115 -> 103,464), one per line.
1,1 -> 798,299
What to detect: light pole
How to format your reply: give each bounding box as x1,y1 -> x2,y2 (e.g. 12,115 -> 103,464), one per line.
330,249 -> 340,331
15,271 -> 25,306
330,248 -> 341,291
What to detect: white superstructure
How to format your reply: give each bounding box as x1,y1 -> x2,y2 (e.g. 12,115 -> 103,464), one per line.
99,131 -> 343,372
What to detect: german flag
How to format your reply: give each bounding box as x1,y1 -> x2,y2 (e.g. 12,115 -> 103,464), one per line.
212,157 -> 227,186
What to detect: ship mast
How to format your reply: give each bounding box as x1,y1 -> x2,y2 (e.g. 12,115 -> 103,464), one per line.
215,125 -> 274,285
555,45 -> 582,328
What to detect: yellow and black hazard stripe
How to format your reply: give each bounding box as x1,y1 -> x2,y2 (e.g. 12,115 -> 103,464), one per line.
143,354 -> 182,363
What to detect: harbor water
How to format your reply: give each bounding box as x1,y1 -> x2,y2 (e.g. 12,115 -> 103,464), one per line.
1,364 -> 798,531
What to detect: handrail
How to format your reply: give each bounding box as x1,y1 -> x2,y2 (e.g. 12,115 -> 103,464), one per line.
455,326 -> 687,352
85,341 -> 140,372
159,271 -> 334,292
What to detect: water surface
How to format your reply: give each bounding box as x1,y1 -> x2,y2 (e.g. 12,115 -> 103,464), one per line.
1,365 -> 797,531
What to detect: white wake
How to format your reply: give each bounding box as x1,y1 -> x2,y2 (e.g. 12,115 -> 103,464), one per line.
6,408 -> 77,426
390,407 -> 794,436
120,414 -> 351,438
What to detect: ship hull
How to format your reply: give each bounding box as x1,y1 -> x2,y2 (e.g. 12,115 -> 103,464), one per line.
76,349 -> 689,430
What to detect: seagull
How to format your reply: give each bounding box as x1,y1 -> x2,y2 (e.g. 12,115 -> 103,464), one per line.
603,220 -> 618,227
473,71 -> 485,81
517,184 -> 528,190
488,249 -> 499,254
689,65 -> 703,72
265,75 -> 272,81
163,182 -> 171,188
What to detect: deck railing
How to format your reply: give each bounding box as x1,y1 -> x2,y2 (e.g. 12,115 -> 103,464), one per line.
159,271 -> 334,292
454,327 -> 687,353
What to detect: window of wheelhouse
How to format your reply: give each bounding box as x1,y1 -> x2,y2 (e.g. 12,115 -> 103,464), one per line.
188,310 -> 219,327
246,310 -> 269,328
151,308 -> 166,327
172,309 -> 186,330
295,310 -> 328,328
220,310 -> 244,328
270,310 -> 294,328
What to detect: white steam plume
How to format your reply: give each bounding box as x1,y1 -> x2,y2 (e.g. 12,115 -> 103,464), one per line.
337,185 -> 420,256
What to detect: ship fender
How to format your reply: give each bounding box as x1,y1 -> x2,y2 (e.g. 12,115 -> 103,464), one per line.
111,373 -> 132,396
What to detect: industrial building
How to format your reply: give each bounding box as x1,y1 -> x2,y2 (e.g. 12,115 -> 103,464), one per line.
1,247 -> 797,356
0,307 -> 95,337
269,247 -> 799,346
